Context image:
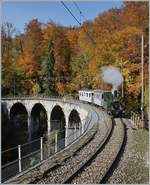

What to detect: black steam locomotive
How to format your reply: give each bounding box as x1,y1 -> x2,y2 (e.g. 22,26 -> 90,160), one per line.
103,90 -> 124,117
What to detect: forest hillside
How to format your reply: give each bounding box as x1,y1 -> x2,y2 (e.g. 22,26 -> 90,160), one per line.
2,2 -> 149,113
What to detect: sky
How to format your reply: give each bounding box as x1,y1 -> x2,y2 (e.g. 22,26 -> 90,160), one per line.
2,1 -> 123,34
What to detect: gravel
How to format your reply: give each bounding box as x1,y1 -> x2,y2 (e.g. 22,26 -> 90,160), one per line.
106,118 -> 149,184
69,118 -> 125,184
34,108 -> 112,184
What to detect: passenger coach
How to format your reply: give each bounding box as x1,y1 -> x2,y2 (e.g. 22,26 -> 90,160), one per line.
79,89 -> 112,107
78,90 -> 94,103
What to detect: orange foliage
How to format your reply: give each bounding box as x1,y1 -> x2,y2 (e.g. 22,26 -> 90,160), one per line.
16,53 -> 39,93
2,2 -> 148,101
56,82 -> 66,96
17,53 -> 38,78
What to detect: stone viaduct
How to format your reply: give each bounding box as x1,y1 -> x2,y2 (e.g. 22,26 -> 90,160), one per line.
2,97 -> 89,146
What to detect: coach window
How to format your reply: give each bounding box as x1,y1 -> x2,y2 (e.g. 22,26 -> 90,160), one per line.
86,93 -> 88,97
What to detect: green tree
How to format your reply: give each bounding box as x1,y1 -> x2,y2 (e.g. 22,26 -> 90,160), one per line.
41,40 -> 56,96
1,22 -> 24,96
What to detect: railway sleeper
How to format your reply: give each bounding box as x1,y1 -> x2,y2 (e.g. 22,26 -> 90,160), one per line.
65,118 -> 125,184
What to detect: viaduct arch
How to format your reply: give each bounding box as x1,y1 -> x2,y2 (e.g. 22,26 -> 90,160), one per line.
2,98 -> 89,146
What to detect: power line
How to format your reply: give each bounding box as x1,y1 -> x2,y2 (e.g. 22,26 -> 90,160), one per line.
73,1 -> 81,14
73,1 -> 87,22
73,2 -> 95,44
61,1 -> 95,45
61,1 -> 81,26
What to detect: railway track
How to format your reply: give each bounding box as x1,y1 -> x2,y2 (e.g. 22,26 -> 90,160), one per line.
32,107 -> 113,184
64,118 -> 125,184
31,106 -> 126,184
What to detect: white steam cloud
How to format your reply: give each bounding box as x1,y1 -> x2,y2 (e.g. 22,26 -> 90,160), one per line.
101,66 -> 123,92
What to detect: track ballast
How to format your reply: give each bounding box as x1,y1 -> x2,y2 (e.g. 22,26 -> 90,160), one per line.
33,107 -> 113,184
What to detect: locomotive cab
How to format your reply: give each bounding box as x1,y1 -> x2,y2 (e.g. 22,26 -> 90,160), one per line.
110,100 -> 123,117
106,90 -> 124,117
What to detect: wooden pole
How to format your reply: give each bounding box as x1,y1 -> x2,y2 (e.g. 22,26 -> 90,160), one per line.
121,58 -> 124,98
141,34 -> 144,126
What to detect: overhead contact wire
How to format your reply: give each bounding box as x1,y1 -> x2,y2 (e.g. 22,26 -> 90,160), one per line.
61,1 -> 95,45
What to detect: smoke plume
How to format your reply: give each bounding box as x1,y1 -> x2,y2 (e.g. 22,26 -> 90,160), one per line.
101,66 -> 123,92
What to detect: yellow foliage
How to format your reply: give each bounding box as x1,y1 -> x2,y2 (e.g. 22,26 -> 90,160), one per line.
56,82 -> 66,96
32,83 -> 41,96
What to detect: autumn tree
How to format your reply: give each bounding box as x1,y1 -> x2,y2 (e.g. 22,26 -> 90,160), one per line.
120,2 -> 149,32
52,27 -> 71,96
23,19 -> 43,90
24,19 -> 43,59
2,2 -> 149,114
16,53 -> 38,95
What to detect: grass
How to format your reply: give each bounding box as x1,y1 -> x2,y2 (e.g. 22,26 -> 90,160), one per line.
121,129 -> 149,184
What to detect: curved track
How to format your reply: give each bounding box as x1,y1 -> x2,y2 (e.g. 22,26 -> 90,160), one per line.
65,117 -> 125,184
32,106 -> 113,184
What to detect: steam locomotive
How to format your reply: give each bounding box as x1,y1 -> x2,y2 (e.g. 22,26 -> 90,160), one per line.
79,89 -> 124,117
